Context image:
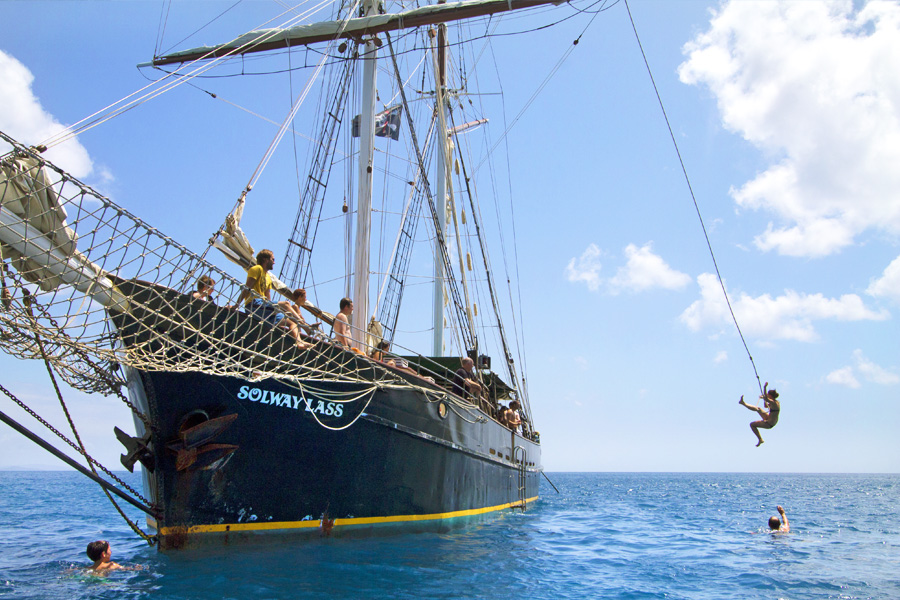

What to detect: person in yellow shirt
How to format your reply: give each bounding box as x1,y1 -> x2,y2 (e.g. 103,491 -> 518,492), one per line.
235,249 -> 284,326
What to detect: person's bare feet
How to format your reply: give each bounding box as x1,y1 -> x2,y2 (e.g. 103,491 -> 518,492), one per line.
739,395 -> 746,406
756,439 -> 764,447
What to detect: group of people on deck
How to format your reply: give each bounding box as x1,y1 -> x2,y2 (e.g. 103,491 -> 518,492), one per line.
452,356 -> 524,432
195,248 -> 527,431
192,249 -> 316,350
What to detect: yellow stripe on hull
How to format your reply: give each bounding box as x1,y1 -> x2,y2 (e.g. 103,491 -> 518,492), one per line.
159,495 -> 539,536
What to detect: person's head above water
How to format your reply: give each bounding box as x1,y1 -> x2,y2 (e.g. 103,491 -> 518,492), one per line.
86,540 -> 109,562
768,516 -> 781,530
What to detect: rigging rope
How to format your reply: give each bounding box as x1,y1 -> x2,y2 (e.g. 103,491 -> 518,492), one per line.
624,0 -> 763,395
40,0 -> 336,152
0,381 -> 151,507
0,131 -> 407,392
385,31 -> 477,353
19,295 -> 155,544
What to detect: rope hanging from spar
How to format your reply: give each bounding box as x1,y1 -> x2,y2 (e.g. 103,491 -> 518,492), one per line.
220,0 -> 365,202
39,0 -> 339,152
624,0 -> 763,395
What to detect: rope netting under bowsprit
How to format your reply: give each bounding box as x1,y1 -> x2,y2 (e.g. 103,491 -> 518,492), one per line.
0,131 -> 405,395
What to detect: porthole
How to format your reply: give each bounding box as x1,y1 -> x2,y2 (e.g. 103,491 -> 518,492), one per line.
437,401 -> 447,419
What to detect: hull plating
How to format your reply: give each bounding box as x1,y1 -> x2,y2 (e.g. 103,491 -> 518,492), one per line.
128,369 -> 541,548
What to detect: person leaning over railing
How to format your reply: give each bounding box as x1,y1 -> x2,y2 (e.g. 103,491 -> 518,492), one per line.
278,287 -> 320,342
507,400 -> 523,433
452,357 -> 482,401
192,274 -> 215,302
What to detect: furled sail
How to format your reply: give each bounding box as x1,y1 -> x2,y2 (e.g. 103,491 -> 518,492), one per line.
0,154 -> 127,312
0,132 -> 377,394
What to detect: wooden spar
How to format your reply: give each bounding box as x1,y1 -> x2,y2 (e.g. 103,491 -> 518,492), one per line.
150,0 -> 567,66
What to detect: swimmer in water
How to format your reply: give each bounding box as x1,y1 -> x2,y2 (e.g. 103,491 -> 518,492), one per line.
86,540 -> 129,574
768,505 -> 790,533
87,540 -> 144,575
739,381 -> 780,447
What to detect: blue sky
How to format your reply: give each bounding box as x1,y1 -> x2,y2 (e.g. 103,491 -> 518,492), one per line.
1,0 -> 898,473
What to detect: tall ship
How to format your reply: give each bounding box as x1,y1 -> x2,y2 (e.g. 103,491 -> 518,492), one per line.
0,0 -> 556,548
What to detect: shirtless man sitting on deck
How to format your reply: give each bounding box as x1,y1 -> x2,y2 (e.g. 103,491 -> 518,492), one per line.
278,287 -> 316,346
334,297 -> 354,348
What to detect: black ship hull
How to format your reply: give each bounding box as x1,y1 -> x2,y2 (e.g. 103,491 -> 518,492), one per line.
127,368 -> 541,549
104,277 -> 541,548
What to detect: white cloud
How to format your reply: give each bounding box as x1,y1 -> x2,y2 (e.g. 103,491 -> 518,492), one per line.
0,50 -> 93,178
867,255 -> 900,304
679,1 -> 900,257
826,349 -> 899,387
680,272 -> 889,342
853,348 -> 900,385
566,243 -> 689,295
608,243 -> 691,294
825,366 -> 860,388
565,243 -> 603,291
714,350 -> 728,364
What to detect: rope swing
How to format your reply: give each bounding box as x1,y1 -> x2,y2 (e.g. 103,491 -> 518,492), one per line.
625,0 -> 764,397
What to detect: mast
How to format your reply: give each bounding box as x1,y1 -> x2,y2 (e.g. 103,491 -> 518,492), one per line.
432,22 -> 449,357
353,0 -> 379,351
431,21 -> 478,358
147,0 -> 567,356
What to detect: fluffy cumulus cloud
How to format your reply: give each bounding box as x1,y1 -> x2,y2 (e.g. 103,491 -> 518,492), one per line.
825,366 -> 860,388
0,50 -> 93,178
680,273 -> 889,342
867,255 -> 900,305
565,243 -> 689,294
608,243 -> 691,295
826,349 -> 899,387
679,1 -> 900,257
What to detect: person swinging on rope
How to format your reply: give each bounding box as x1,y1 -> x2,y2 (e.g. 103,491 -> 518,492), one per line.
739,381 -> 780,447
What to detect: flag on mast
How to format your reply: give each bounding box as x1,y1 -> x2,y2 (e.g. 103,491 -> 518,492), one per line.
352,105 -> 403,140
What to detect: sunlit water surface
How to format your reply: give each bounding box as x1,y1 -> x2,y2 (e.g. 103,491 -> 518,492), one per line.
1,472 -> 897,599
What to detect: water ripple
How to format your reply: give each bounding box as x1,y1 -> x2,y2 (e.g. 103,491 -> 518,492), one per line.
1,472 -> 899,599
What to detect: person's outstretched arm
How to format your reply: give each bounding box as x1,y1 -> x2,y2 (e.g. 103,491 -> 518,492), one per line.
777,505 -> 790,532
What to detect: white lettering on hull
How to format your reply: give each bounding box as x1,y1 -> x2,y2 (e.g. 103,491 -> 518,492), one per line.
237,385 -> 344,417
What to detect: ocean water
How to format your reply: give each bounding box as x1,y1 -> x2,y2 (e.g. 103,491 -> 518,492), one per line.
0,472 -> 897,599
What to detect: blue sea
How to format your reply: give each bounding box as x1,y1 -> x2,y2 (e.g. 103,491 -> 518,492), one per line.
0,472 -> 897,599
